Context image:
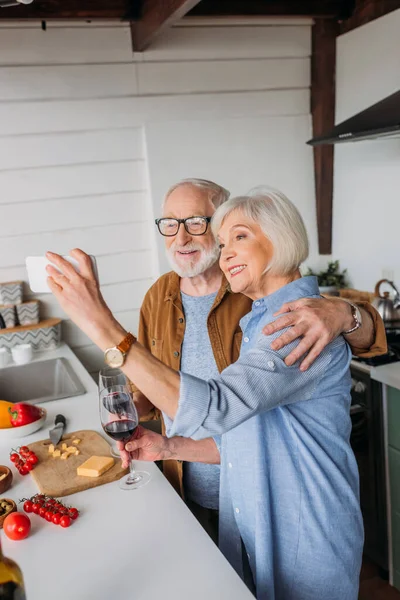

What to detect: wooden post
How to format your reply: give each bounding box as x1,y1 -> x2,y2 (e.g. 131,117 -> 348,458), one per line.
311,19 -> 338,255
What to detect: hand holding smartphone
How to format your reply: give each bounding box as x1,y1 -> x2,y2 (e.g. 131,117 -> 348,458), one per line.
25,255 -> 99,293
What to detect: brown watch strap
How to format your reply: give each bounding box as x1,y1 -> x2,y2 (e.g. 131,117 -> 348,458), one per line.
117,332 -> 136,354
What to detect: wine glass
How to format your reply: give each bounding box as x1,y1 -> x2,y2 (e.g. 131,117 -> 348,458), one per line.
99,380 -> 150,490
99,368 -> 129,458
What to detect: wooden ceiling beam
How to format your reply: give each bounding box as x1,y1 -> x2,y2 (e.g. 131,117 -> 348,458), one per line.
339,0 -> 400,34
130,0 -> 202,51
189,0 -> 353,19
0,0 -> 140,20
311,19 -> 338,255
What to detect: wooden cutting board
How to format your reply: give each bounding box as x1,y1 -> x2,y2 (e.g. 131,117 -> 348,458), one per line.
29,429 -> 128,497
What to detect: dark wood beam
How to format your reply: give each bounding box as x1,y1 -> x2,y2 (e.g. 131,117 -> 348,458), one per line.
189,0 -> 353,19
339,0 -> 400,34
0,0 -> 141,20
130,0 -> 202,51
311,19 -> 338,255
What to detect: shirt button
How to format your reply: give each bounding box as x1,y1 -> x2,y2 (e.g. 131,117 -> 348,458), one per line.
173,351 -> 180,358
255,301 -> 260,307
267,360 -> 275,369
235,507 -> 240,514
244,337 -> 249,343
228,462 -> 233,468
178,318 -> 184,323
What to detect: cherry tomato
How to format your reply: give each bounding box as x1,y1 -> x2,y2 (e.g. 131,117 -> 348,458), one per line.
52,513 -> 61,525
3,512 -> 31,541
19,446 -> 29,456
46,498 -> 55,506
10,453 -> 19,463
25,463 -> 33,472
15,459 -> 23,468
19,465 -> 29,476
59,508 -> 68,515
68,508 -> 79,520
23,501 -> 33,513
27,454 -> 38,465
39,507 -> 46,518
32,503 -> 41,514
36,494 -> 45,502
45,511 -> 53,522
60,515 -> 71,528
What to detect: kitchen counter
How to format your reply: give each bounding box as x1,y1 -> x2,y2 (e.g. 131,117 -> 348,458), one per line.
0,344 -> 253,600
371,362 -> 400,391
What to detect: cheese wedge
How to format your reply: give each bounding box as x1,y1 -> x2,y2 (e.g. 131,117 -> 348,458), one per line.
77,456 -> 114,478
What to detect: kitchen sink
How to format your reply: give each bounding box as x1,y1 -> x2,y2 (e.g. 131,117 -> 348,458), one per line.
0,358 -> 85,404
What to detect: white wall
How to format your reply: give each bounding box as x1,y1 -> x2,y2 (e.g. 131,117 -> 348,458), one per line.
141,22 -> 316,274
0,19 -> 316,375
333,10 -> 400,292
0,22 -> 155,377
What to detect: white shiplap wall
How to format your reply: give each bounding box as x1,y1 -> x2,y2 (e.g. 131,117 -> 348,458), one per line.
0,23 -> 154,377
0,19 -> 314,375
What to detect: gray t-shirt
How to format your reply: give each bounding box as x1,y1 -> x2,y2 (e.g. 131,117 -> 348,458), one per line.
164,290 -> 220,510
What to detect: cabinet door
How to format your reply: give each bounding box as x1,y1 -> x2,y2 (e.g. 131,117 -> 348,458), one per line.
388,387 -> 400,451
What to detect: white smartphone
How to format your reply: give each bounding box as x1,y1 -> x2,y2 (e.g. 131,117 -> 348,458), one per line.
25,255 -> 99,293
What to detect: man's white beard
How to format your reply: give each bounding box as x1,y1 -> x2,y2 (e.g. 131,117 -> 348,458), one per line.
166,241 -> 220,278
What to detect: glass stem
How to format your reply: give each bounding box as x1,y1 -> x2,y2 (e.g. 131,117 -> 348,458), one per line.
126,457 -> 141,484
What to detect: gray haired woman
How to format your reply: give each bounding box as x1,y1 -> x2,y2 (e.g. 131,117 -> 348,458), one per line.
46,189 -> 363,600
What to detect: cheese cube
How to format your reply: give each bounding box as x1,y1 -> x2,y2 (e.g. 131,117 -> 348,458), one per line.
72,439 -> 81,445
60,452 -> 69,460
52,450 -> 61,458
48,444 -> 55,454
66,446 -> 76,454
61,443 -> 67,451
74,449 -> 81,456
77,456 -> 114,478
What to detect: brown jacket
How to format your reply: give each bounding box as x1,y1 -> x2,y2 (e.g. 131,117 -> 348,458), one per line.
137,271 -> 387,496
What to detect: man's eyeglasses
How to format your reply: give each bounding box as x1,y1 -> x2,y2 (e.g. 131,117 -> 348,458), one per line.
155,216 -> 212,237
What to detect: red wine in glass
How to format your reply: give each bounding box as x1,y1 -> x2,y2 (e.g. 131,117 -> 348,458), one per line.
103,420 -> 137,442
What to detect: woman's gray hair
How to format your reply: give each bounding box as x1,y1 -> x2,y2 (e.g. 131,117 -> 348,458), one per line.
212,187 -> 309,276
163,178 -> 230,210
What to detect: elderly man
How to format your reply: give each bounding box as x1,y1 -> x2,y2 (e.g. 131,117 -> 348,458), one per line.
46,179 -> 386,546
121,178 -> 385,542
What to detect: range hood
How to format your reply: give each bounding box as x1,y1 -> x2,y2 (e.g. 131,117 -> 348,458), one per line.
307,90 -> 400,146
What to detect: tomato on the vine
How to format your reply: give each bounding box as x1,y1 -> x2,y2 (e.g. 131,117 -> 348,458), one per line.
32,503 -> 41,514
27,453 -> 38,465
3,513 -> 31,541
39,507 -> 46,518
45,511 -> 53,522
19,465 -> 29,476
19,446 -> 29,456
60,515 -> 71,528
10,453 -> 19,463
23,501 -> 33,513
52,513 -> 61,525
68,508 -> 79,520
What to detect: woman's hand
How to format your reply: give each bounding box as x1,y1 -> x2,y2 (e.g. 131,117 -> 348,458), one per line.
46,249 -> 125,350
117,426 -> 171,468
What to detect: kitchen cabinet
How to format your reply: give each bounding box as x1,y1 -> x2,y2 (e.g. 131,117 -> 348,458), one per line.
386,385 -> 400,589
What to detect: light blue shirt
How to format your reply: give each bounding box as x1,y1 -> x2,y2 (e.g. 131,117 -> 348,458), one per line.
169,277 -> 363,600
180,291 -> 220,509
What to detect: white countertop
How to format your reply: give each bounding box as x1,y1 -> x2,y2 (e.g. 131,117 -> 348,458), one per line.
0,344 -> 253,600
371,361 -> 400,391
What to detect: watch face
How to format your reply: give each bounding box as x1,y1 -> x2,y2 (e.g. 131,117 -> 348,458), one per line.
105,347 -> 124,368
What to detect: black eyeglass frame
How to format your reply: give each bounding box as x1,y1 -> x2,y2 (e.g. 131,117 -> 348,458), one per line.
155,216 -> 212,237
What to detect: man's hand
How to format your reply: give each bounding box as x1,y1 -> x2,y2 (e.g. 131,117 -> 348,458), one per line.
262,297 -> 354,371
117,426 -> 170,468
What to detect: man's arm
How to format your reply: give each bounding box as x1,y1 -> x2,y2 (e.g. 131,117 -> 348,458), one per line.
262,297 -> 386,371
117,426 -> 220,468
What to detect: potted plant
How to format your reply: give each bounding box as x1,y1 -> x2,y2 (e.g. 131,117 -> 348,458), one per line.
305,260 -> 348,294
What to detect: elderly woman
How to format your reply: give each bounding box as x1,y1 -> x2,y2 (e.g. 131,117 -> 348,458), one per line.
47,189 -> 363,600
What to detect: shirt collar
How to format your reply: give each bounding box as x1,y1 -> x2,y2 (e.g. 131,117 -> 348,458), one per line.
251,276 -> 320,315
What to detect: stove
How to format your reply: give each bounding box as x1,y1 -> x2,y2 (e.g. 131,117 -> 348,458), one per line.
352,329 -> 400,367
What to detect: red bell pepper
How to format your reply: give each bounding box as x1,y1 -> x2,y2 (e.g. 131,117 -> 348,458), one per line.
8,403 -> 42,427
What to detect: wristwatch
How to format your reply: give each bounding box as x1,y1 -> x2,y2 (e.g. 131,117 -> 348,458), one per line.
343,302 -> 362,335
104,332 -> 136,368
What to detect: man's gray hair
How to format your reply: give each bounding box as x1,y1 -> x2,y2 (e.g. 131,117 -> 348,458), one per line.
211,187 -> 309,276
163,178 -> 230,210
